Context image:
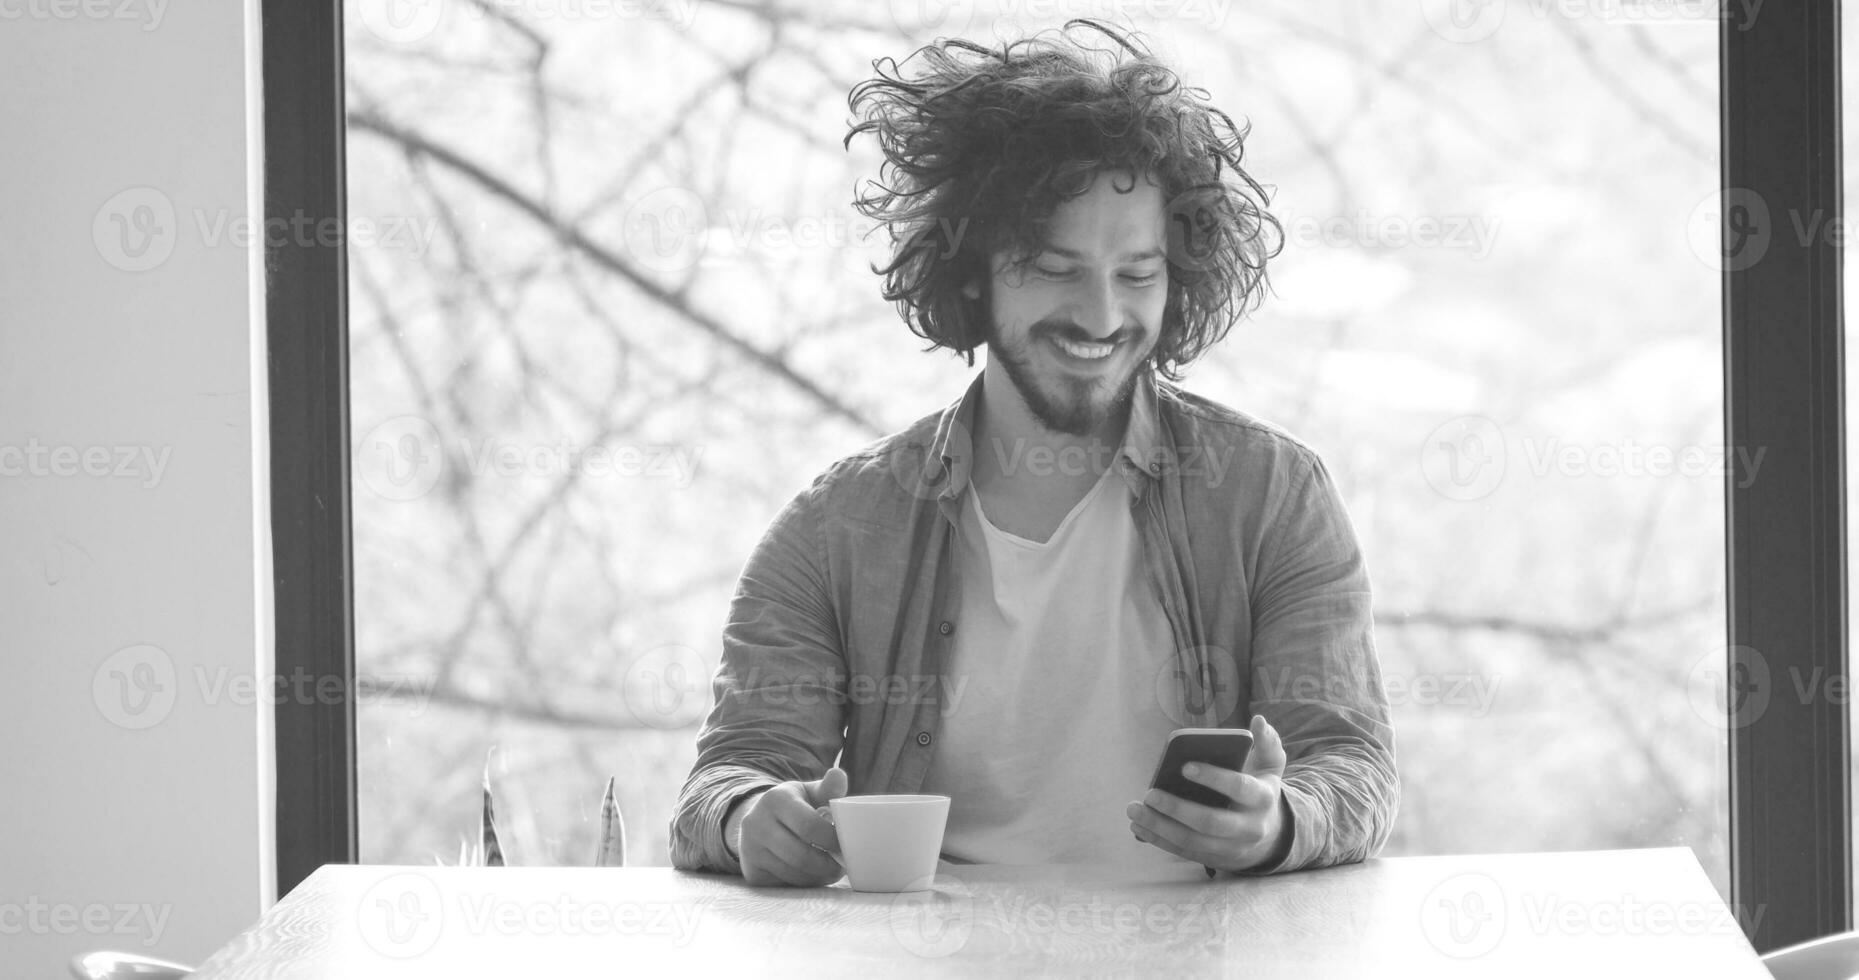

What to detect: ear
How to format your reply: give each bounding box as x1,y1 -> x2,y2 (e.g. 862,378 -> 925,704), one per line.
961,278 -> 981,301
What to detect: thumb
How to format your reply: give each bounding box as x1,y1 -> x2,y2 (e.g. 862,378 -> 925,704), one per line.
804,766 -> 848,808
1243,714 -> 1287,779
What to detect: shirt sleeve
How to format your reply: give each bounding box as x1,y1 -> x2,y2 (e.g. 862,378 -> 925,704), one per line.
1236,450 -> 1399,874
668,475 -> 849,874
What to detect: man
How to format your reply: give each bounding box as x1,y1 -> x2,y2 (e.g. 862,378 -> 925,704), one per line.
670,20 -> 1397,886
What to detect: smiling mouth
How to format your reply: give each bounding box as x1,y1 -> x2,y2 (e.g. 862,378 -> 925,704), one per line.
1051,336 -> 1118,360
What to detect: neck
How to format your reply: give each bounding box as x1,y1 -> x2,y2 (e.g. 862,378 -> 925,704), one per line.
973,364 -> 1131,492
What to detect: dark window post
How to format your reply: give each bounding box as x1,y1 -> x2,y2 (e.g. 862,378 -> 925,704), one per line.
1723,0 -> 1850,953
264,0 -> 356,897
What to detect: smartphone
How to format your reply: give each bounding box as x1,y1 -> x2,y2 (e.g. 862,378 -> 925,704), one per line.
1148,728 -> 1253,809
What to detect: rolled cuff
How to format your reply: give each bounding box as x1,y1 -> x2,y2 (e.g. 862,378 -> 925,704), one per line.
670,764 -> 787,874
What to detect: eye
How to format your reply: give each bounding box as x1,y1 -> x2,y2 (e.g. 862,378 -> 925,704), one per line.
1034,264 -> 1075,280
1121,272 -> 1161,286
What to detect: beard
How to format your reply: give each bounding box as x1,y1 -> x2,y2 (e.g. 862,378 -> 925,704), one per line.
985,317 -> 1151,438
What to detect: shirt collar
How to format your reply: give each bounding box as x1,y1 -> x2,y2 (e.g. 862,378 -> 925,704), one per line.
925,366 -> 1167,506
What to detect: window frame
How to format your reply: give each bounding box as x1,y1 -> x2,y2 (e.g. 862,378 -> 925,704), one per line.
267,0 -> 1854,949
1722,0 -> 1851,952
265,0 -> 356,899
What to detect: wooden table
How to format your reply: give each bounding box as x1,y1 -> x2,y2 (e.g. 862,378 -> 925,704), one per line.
190,848 -> 1769,978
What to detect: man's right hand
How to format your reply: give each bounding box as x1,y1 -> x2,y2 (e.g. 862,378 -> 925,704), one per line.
730,767 -> 848,887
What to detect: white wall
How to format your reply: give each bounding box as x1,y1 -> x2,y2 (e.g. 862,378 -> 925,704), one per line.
0,1 -> 267,974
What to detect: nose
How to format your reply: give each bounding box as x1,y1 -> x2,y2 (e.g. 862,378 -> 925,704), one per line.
1075,273 -> 1121,340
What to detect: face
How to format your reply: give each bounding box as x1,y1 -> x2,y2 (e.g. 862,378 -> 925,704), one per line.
968,170 -> 1169,438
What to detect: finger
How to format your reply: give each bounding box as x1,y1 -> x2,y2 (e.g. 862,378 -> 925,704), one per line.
773,795 -> 842,853
1127,799 -> 1226,861
802,766 -> 848,808
1131,821 -> 1197,863
1173,761 -> 1277,815
1178,761 -> 1248,807
1139,788 -> 1245,839
758,826 -> 844,883
1243,714 -> 1287,778
1210,771 -> 1279,814
748,840 -> 837,887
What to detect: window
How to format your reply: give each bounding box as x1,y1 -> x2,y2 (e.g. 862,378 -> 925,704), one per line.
270,0 -> 1846,950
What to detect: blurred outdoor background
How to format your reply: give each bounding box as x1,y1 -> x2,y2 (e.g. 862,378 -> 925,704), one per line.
341,0 -> 1730,895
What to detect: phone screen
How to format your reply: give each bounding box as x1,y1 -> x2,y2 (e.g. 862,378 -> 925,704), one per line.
1148,728 -> 1253,809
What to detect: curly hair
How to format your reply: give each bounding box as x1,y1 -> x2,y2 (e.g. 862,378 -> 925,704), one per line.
845,19 -> 1282,381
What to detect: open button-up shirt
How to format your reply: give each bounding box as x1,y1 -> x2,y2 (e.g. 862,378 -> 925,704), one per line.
670,368 -> 1398,875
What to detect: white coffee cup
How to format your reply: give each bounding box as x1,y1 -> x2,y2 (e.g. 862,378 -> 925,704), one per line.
823,794 -> 950,892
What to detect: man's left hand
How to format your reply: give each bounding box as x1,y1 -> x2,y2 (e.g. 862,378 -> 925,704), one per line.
1127,713 -> 1292,873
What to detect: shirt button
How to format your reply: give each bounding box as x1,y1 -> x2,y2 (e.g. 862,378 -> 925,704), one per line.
916,731 -> 932,747
938,621 -> 954,636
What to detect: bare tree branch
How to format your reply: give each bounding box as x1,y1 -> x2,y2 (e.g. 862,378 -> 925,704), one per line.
349,108 -> 885,436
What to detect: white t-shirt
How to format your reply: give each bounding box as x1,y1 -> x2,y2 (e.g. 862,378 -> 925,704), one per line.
920,464 -> 1187,866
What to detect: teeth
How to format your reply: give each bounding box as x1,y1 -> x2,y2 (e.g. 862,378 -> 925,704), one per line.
1054,338 -> 1115,360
